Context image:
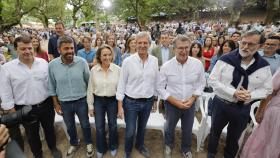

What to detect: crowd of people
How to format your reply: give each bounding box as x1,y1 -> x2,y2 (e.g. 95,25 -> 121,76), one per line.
0,19 -> 279,158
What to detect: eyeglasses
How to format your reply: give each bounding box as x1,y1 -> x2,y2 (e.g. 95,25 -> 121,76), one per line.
239,41 -> 259,47
264,43 -> 278,47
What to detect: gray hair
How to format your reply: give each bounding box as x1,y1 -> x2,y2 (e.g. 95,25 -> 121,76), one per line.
172,35 -> 191,48
135,32 -> 152,44
57,36 -> 74,48
242,30 -> 265,44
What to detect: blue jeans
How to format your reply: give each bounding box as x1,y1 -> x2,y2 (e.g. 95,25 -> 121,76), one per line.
60,97 -> 93,145
164,101 -> 195,153
94,95 -> 118,153
123,96 -> 153,154
207,96 -> 250,158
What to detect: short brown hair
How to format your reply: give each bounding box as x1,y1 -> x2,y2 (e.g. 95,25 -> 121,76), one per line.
57,36 -> 73,48
14,34 -> 32,49
95,44 -> 114,64
55,21 -> 65,28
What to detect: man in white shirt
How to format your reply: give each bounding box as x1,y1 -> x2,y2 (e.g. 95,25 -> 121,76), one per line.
207,30 -> 273,158
158,35 -> 205,158
116,32 -> 158,158
1,35 -> 61,158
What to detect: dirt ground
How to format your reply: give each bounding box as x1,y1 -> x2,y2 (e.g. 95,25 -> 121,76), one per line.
24,124 -> 226,158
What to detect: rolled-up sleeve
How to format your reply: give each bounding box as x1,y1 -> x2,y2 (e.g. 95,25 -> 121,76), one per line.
48,64 -> 57,96
193,63 -> 206,96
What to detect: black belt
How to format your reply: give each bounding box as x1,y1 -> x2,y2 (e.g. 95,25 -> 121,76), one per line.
215,95 -> 250,106
15,97 -> 50,108
94,95 -> 116,99
125,95 -> 152,102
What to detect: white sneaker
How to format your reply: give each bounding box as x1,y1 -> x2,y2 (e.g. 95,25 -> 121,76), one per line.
111,149 -> 117,157
96,151 -> 103,158
86,144 -> 94,157
66,145 -> 79,157
182,151 -> 192,158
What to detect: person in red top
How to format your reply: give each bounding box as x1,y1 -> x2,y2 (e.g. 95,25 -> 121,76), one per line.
32,36 -> 49,62
203,36 -> 215,71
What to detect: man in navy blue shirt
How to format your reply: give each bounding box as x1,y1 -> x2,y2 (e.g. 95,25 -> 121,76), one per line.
48,21 -> 77,60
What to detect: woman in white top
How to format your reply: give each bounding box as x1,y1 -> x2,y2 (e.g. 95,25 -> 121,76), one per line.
87,44 -> 121,158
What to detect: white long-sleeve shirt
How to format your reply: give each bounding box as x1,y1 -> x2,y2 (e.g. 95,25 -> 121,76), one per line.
1,58 -> 49,110
157,57 -> 206,100
87,63 -> 120,110
116,53 -> 159,101
209,60 -> 273,103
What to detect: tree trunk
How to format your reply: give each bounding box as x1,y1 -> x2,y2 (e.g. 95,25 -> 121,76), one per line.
229,0 -> 245,27
43,14 -> 49,28
264,0 -> 280,24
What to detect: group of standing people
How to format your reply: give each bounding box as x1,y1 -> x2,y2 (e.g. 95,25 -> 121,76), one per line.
0,19 -> 280,158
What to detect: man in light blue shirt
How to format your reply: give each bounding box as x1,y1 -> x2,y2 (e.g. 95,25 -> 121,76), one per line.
77,36 -> 96,69
48,36 -> 94,157
259,36 -> 280,75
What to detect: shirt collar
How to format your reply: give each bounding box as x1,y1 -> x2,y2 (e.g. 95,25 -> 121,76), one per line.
59,56 -> 78,65
16,57 -> 38,65
96,63 -> 113,72
136,53 -> 150,63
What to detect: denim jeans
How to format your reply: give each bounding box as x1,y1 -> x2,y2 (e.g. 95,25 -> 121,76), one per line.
164,101 -> 195,153
60,97 -> 93,145
94,95 -> 118,153
207,96 -> 250,158
123,96 -> 153,154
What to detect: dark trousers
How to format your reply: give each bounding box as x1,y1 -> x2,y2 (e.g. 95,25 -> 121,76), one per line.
123,96 -> 153,154
164,101 -> 195,153
60,97 -> 93,145
15,97 -> 57,158
94,95 -> 118,153
207,96 -> 250,158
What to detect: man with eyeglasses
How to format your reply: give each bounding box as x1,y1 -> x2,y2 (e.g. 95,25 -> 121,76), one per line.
157,35 -> 205,158
259,36 -> 280,75
207,30 -> 273,158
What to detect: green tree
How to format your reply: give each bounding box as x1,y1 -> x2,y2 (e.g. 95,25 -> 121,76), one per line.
264,0 -> 280,24
29,0 -> 67,28
68,0 -> 92,27
0,0 -> 38,32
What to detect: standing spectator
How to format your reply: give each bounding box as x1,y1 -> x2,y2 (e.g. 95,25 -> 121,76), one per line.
151,31 -> 174,67
241,69 -> 280,158
48,21 -> 77,60
116,32 -> 158,158
48,36 -> 94,157
158,35 -> 205,158
122,36 -> 137,61
87,45 -> 121,158
259,36 -> 280,75
230,32 -> 241,47
105,33 -> 122,66
190,42 -> 204,64
77,36 -> 96,69
202,37 -> 215,71
207,30 -> 273,158
31,36 -> 49,62
93,37 -> 103,51
1,35 -> 62,158
209,40 -> 236,72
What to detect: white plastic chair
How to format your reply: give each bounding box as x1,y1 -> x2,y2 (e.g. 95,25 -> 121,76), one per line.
201,94 -> 228,148
249,101 -> 260,129
146,99 -> 165,138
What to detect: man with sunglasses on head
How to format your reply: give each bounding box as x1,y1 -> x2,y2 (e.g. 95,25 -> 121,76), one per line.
207,30 -> 273,158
